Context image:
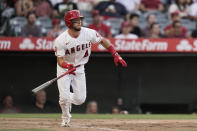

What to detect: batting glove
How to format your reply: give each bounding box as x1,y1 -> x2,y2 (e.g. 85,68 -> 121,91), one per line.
107,45 -> 127,67
113,53 -> 127,67
61,62 -> 76,75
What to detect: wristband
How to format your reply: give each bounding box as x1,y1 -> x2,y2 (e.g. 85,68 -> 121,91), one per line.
107,45 -> 117,57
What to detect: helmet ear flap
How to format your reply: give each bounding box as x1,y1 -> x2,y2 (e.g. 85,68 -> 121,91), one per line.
66,20 -> 72,27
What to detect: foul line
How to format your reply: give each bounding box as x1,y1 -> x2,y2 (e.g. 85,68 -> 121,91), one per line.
71,125 -> 134,131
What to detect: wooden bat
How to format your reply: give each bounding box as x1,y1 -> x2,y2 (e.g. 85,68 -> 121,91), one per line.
32,66 -> 79,94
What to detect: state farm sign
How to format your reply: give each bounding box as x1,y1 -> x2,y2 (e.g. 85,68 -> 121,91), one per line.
19,38 -> 54,50
176,39 -> 197,51
114,39 -> 168,51
0,40 -> 11,49
1,37 -> 197,52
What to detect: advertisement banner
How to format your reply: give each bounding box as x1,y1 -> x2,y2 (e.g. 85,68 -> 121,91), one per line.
0,37 -> 197,52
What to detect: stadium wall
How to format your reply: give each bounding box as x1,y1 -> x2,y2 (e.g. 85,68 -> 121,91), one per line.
1,52 -> 197,113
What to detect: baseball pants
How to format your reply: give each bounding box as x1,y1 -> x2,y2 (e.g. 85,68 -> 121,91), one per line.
57,68 -> 86,118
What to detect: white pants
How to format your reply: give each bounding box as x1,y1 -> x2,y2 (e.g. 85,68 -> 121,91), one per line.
57,66 -> 86,118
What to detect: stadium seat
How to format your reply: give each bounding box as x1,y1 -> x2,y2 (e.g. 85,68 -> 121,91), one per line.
80,10 -> 92,18
103,18 -> 123,36
35,16 -> 52,36
9,16 -> 27,36
180,19 -> 196,32
83,17 -> 93,27
60,19 -> 66,28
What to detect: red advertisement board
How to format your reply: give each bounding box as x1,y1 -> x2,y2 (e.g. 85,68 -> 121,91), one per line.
0,37 -> 197,52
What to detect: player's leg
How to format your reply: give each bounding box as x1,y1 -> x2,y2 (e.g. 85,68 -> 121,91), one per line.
70,73 -> 86,105
57,69 -> 72,127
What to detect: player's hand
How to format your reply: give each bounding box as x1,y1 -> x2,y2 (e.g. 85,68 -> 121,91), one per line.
61,62 -> 76,75
67,64 -> 76,75
69,66 -> 76,75
113,53 -> 127,67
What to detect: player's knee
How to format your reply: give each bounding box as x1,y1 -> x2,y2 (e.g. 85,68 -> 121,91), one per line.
59,96 -> 69,105
75,96 -> 86,105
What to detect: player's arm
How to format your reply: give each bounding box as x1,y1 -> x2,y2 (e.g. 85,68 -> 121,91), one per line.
54,40 -> 76,74
57,57 -> 76,75
99,37 -> 127,67
57,57 -> 75,70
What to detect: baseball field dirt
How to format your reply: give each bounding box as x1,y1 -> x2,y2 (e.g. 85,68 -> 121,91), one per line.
1,114 -> 197,131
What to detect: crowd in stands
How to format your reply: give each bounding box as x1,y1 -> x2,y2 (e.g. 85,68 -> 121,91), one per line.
0,90 -> 59,113
0,0 -> 197,38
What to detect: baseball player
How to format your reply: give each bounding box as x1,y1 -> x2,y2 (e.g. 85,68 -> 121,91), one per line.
54,10 -> 127,127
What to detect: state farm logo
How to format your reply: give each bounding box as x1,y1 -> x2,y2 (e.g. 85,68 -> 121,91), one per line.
19,38 -> 54,50
100,39 -> 168,51
176,40 -> 192,51
19,38 -> 35,49
176,39 -> 197,51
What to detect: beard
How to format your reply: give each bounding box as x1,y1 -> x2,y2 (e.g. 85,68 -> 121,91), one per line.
71,22 -> 82,31
72,26 -> 81,31
74,27 -> 81,31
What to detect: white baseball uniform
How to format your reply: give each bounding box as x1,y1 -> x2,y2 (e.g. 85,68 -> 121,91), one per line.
54,27 -> 102,119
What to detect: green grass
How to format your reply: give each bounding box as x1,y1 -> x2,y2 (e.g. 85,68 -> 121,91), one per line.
0,129 -> 53,131
0,113 -> 197,120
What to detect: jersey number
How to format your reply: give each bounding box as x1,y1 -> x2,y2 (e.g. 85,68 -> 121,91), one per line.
83,50 -> 89,58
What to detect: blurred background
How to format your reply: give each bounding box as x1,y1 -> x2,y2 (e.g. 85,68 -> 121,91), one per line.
1,0 -> 197,115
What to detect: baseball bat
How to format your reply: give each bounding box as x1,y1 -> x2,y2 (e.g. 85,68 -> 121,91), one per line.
32,65 -> 79,94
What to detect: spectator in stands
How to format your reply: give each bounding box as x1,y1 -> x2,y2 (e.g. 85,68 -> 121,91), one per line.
164,11 -> 189,38
142,14 -> 157,37
115,98 -> 129,114
112,106 -> 120,114
47,18 -> 63,38
50,9 -> 60,19
54,0 -> 78,18
116,98 -> 128,113
88,10 -> 112,38
0,0 -> 15,19
186,0 -> 193,7
140,0 -> 164,12
34,0 -> 52,17
168,0 -> 189,18
15,0 -> 34,17
116,0 -> 141,20
116,0 -> 141,13
187,1 -> 197,20
149,23 -> 163,38
72,0 -> 94,11
129,13 -> 142,37
48,0 -> 63,7
165,20 -> 189,38
86,101 -> 98,114
94,0 -> 127,19
0,0 -> 15,35
0,95 -> 22,113
31,90 -> 58,113
115,21 -> 138,39
21,12 -> 42,37
161,0 -> 174,9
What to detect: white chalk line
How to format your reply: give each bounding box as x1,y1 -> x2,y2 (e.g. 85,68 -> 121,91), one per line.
71,125 -> 134,131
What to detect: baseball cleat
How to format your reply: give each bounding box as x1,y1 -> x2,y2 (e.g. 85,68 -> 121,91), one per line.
61,115 -> 71,127
61,122 -> 70,127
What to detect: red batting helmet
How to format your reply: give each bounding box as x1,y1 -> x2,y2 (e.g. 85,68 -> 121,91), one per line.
65,10 -> 84,28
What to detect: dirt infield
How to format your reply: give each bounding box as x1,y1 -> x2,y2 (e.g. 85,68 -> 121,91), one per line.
1,118 -> 197,131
